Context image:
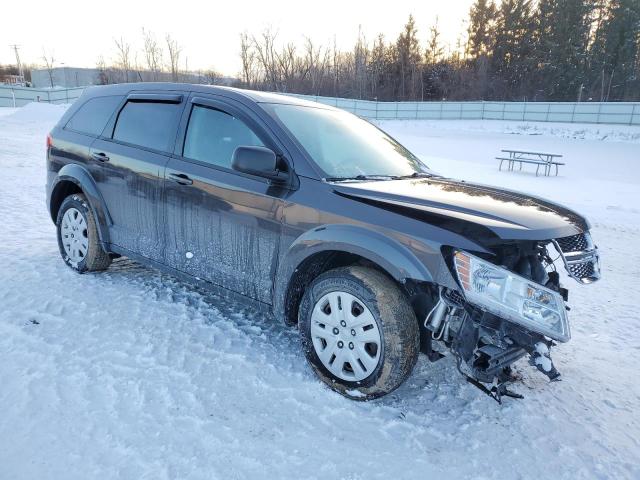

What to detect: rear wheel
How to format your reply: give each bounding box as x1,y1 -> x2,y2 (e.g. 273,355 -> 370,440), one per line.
299,266 -> 419,400
56,193 -> 111,273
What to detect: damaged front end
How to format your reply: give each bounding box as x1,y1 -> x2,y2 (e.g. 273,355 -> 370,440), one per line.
425,232 -> 600,402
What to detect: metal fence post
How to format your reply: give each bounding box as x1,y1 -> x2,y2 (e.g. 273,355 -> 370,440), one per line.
545,103 -> 550,122
375,100 -> 378,120
631,104 -> 637,126
11,89 -> 16,108
481,101 -> 485,120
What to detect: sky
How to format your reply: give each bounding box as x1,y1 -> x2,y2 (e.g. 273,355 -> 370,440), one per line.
2,0 -> 476,76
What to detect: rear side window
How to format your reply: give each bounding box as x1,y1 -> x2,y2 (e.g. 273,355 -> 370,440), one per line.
113,101 -> 181,152
183,105 -> 264,168
65,95 -> 122,136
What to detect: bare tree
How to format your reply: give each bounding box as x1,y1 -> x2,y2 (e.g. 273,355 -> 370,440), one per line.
239,32 -> 257,87
252,28 -> 280,90
114,37 -> 132,83
303,37 -> 330,95
41,49 -> 56,88
353,26 -> 369,99
142,29 -> 163,80
275,42 -> 298,91
96,55 -> 109,85
204,69 -> 221,85
166,34 -> 182,82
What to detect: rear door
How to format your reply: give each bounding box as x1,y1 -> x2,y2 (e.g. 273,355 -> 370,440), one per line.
89,93 -> 185,262
163,95 -> 289,303
51,94 -> 124,201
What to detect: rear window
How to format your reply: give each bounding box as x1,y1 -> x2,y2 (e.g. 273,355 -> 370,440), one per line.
65,95 -> 122,136
113,101 -> 182,152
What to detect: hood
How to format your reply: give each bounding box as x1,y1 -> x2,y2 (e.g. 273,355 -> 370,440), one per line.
332,177 -> 589,243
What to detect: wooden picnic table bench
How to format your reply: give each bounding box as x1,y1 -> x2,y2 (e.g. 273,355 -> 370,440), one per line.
497,149 -> 565,176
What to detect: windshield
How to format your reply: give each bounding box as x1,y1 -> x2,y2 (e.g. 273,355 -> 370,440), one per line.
263,103 -> 430,180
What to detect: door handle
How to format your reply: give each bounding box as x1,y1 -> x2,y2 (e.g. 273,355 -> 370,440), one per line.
168,172 -> 193,186
91,152 -> 109,162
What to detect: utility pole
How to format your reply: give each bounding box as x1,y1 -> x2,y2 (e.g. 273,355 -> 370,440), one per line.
9,44 -> 25,83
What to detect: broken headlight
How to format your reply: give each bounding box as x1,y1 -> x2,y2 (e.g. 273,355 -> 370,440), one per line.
453,251 -> 570,342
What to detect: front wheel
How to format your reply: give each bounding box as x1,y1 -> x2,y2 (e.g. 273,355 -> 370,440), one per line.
299,266 -> 419,400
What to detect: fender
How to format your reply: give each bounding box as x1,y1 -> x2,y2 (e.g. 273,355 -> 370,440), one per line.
49,163 -> 112,246
273,224 -> 446,321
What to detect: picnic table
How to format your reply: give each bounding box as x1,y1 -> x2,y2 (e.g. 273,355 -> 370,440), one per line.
497,149 -> 565,176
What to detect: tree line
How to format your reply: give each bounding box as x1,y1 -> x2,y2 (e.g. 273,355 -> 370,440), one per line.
94,30 -> 222,86
2,0 -> 638,101
238,0 -> 640,102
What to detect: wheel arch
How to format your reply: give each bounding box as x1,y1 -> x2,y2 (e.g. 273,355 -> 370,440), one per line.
274,224 -> 436,326
49,164 -> 112,247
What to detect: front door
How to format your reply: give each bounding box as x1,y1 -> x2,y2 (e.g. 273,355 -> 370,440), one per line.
163,96 -> 286,303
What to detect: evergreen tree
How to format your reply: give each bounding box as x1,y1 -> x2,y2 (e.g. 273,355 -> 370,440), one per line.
423,18 -> 446,100
535,0 -> 592,100
590,0 -> 640,100
467,0 -> 498,58
395,15 -> 422,100
466,0 -> 498,99
492,0 -> 537,100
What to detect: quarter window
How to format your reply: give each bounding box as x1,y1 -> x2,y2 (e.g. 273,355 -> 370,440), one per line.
65,95 -> 122,136
113,101 -> 182,152
183,105 -> 264,168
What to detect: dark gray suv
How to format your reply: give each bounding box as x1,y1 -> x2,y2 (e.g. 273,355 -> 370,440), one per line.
46,83 -> 600,401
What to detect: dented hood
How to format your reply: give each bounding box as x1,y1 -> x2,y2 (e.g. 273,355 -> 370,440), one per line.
332,177 -> 589,242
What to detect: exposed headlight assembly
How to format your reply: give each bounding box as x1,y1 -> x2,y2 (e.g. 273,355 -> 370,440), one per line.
453,251 -> 570,342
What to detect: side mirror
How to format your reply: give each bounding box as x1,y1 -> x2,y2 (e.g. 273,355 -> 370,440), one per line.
232,145 -> 286,182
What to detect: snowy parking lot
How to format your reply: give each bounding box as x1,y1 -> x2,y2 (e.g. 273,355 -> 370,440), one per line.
1,103 -> 639,479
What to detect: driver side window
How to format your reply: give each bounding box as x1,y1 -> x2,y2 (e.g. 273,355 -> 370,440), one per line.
183,105 -> 264,168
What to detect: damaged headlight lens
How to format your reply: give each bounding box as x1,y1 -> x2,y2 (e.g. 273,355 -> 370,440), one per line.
453,251 -> 570,342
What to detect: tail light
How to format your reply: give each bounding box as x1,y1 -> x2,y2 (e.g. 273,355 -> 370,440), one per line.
46,133 -> 53,149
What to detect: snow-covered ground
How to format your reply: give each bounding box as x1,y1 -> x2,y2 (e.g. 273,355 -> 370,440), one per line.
1,104 -> 639,479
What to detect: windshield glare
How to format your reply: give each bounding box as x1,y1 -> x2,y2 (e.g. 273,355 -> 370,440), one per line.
264,103 -> 429,179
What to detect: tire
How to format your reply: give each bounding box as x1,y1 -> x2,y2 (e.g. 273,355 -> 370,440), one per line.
299,266 -> 419,400
56,193 -> 111,273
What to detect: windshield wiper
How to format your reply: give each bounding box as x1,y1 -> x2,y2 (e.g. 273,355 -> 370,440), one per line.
392,172 -> 433,180
323,174 -> 397,182
324,172 -> 434,183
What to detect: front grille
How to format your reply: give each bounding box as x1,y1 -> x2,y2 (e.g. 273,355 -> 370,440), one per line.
568,261 -> 596,279
552,231 -> 600,284
555,233 -> 588,252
